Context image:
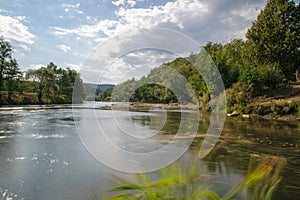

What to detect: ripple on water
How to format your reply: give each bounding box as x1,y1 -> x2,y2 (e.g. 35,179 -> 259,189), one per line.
0,188 -> 21,200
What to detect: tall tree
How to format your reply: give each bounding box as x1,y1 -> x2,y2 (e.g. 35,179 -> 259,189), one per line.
246,0 -> 300,80
4,59 -> 23,96
0,37 -> 13,103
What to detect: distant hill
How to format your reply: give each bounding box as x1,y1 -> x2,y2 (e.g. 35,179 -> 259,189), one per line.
84,83 -> 115,96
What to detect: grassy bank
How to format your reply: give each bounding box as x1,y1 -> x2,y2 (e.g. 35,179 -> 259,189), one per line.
0,91 -> 74,105
226,83 -> 300,121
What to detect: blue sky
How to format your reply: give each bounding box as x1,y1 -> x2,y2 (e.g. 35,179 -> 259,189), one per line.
1,0 -> 299,83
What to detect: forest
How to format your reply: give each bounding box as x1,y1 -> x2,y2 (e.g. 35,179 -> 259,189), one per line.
110,0 -> 300,116
0,38 -> 85,105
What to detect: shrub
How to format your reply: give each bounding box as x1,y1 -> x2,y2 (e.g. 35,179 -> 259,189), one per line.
9,93 -> 23,104
270,101 -> 298,115
23,93 -> 39,104
226,83 -> 251,113
239,64 -> 284,96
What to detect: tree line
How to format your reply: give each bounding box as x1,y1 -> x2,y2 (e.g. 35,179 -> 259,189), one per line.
111,0 -> 300,112
0,38 -> 85,105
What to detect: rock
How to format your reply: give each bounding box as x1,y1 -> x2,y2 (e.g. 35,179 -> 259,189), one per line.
242,114 -> 250,118
227,111 -> 239,117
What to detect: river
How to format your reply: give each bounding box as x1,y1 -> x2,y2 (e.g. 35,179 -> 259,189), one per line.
0,102 -> 299,199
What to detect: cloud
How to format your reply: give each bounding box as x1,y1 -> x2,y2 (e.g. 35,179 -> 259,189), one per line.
56,44 -> 72,53
112,0 -> 137,7
61,3 -> 84,17
50,0 -> 267,83
29,64 -> 46,69
65,62 -> 81,72
52,0 -> 264,43
0,8 -> 8,13
112,0 -> 126,7
0,14 -> 35,44
62,3 -> 80,9
19,44 -> 31,51
51,19 -> 120,38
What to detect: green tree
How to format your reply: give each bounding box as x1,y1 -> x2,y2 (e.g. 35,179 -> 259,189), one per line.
4,59 -> 23,98
0,37 -> 13,103
246,0 -> 300,80
25,65 -> 56,103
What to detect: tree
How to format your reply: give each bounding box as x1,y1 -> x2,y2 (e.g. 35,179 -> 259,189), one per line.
25,65 -> 56,103
4,59 -> 23,97
246,0 -> 300,80
0,37 -> 13,103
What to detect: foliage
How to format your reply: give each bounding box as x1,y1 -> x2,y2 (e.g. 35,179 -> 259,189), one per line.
226,83 -> 252,114
113,58 -> 201,104
0,38 -> 85,105
246,0 -> 300,80
0,38 -> 24,104
25,63 -> 85,104
95,88 -> 113,101
102,155 -> 286,200
238,63 -> 284,95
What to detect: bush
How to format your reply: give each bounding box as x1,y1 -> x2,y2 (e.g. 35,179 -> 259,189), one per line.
23,93 -> 39,104
270,101 -> 298,115
226,83 -> 252,113
239,64 -> 284,96
9,93 -> 23,104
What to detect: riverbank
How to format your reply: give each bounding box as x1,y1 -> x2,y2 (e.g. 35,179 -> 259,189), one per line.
103,103 -> 199,111
103,84 -> 300,122
227,83 -> 300,121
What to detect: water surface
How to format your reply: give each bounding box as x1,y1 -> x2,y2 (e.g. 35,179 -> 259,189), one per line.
0,102 -> 299,199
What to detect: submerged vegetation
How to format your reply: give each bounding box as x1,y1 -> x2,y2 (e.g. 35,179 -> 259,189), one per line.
101,155 -> 286,200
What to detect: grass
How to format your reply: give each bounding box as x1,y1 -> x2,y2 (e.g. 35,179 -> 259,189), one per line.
100,155 -> 286,200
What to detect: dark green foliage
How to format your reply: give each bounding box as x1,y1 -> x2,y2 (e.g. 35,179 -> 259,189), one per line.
112,57 -> 204,104
0,37 -> 14,104
25,63 -> 85,104
95,88 -> 113,101
0,37 -> 85,105
238,63 -> 284,95
246,0 -> 300,80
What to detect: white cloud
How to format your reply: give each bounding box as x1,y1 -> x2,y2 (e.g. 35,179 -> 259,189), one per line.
50,0 -> 267,83
29,64 -> 46,69
112,0 -> 138,7
15,15 -> 28,22
62,3 -> 80,9
51,0 -> 209,40
231,7 -> 261,21
56,44 -> 72,53
0,14 -> 35,44
61,3 -> 84,16
127,0 -> 137,7
65,62 -> 81,71
0,9 -> 8,13
112,0 -> 126,7
51,19 -> 120,38
19,44 -> 31,51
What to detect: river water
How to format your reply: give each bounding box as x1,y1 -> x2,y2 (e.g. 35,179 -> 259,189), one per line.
0,102 -> 299,199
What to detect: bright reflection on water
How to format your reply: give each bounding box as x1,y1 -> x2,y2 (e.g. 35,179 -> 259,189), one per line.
0,102 -> 299,199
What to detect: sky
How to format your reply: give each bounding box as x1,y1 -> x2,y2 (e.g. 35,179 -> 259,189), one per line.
1,0 -> 299,84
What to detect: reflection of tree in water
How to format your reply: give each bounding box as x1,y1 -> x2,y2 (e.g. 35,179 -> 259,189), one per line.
187,115 -> 300,200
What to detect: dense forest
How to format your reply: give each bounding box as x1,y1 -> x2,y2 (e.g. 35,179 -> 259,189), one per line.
0,38 -> 85,105
111,0 -> 300,115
